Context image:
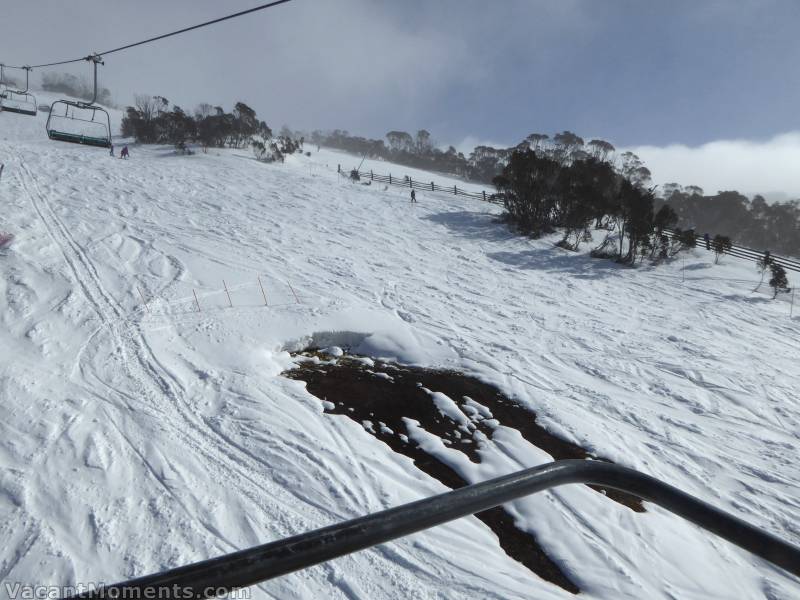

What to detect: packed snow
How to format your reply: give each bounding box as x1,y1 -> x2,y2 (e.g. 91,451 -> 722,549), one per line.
0,98 -> 798,599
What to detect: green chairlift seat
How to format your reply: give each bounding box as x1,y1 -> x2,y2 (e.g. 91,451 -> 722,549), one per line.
46,129 -> 111,148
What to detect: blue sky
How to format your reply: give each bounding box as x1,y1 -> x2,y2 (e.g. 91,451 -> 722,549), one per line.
3,1 -> 800,194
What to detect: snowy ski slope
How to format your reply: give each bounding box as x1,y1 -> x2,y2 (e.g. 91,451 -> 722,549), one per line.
0,99 -> 799,599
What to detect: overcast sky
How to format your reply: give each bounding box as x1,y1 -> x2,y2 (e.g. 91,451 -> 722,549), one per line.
3,1 -> 800,197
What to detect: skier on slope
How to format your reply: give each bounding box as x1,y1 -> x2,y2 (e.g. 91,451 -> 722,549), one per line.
410,189 -> 417,203
120,145 -> 130,159
109,143 -> 115,157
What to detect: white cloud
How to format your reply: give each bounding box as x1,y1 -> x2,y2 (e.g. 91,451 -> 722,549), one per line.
452,136 -> 511,155
628,132 -> 800,201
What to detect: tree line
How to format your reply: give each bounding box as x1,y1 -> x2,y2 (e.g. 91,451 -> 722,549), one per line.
306,126 -> 799,261
305,128 -> 510,183
122,96 -> 269,153
657,187 -> 800,257
121,95 -> 304,161
491,137 -> 678,263
491,136 -> 791,297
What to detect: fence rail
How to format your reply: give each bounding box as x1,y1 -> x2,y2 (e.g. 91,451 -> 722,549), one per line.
63,460 -> 800,599
338,164 -> 503,204
664,229 -> 800,273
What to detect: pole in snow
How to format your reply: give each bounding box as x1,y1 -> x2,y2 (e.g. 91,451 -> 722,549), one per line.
223,280 -> 233,308
193,289 -> 201,312
288,282 -> 300,304
137,286 -> 150,313
258,276 -> 268,306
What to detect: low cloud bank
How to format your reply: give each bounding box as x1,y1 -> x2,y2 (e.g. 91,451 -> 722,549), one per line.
629,133 -> 800,202
450,132 -> 800,203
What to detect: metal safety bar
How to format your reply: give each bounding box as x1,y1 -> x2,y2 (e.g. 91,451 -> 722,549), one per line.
62,460 -> 800,599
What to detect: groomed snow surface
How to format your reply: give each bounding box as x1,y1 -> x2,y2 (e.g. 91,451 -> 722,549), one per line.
1,99 -> 799,599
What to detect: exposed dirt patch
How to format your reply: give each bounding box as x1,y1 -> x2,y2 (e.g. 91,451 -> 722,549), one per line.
283,351 -> 644,594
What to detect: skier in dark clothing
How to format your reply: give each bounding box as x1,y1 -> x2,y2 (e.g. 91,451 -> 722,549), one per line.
120,145 -> 130,159
410,189 -> 417,203
109,144 -> 115,157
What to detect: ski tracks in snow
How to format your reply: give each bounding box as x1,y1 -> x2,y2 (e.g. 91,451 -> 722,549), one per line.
13,156 -> 478,600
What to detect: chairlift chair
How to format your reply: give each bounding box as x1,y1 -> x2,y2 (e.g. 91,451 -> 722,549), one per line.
46,54 -> 111,148
0,65 -> 38,116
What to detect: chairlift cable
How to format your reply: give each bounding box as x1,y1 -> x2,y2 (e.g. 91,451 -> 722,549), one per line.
4,0 -> 292,69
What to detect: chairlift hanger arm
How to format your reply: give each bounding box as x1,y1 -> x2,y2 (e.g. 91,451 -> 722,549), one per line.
7,64 -> 32,94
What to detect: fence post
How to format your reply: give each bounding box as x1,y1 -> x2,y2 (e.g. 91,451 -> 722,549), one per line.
193,289 -> 201,312
483,190 -> 486,201
223,280 -> 233,308
409,177 -> 412,188
431,181 -> 434,191
370,170 -> 373,181
389,173 -> 392,185
454,185 -> 458,195
258,276 -> 268,306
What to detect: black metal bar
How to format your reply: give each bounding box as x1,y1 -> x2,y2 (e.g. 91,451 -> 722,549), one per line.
63,460 -> 800,600
88,55 -> 101,106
